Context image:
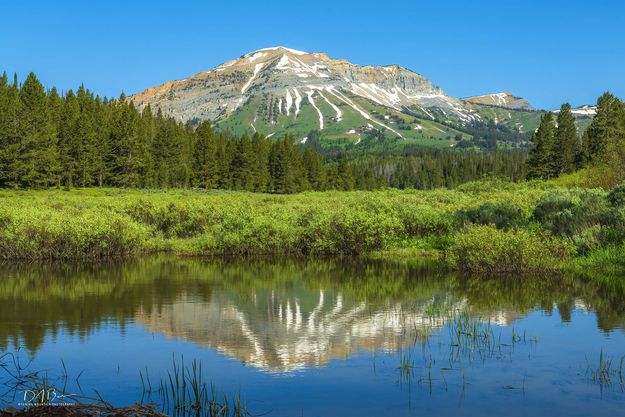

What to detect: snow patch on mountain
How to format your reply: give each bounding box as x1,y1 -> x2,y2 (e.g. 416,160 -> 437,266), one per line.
293,88 -> 302,117
306,90 -> 324,130
241,63 -> 265,93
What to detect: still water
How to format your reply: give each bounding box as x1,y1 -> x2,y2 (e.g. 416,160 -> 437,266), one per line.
0,257 -> 624,416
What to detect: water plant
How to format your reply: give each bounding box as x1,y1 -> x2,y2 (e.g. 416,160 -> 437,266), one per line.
140,355 -> 248,417
586,350 -> 625,387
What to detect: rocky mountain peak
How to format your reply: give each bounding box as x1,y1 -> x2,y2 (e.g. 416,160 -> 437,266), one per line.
462,92 -> 535,111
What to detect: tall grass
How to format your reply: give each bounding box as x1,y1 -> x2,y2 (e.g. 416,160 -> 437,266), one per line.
141,356 -> 247,417
586,350 -> 625,386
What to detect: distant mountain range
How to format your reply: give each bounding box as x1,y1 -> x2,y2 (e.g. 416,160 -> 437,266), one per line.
463,92 -> 534,111
131,47 -> 594,149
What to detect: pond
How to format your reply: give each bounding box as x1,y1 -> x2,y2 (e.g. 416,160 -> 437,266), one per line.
0,257 -> 624,416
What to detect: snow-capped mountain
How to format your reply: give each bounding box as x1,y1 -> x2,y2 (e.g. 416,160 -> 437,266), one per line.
462,92 -> 535,110
553,105 -> 597,118
131,47 -> 486,144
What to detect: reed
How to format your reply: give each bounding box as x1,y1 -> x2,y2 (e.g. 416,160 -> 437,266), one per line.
142,355 -> 248,417
587,350 -> 625,386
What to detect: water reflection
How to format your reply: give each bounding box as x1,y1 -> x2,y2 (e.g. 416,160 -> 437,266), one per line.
0,257 -> 624,372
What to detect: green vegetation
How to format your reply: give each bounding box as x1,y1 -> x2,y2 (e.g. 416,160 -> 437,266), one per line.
141,356 -> 247,417
586,350 -> 625,387
350,149 -> 527,189
0,71 -> 531,192
2,71 -> 625,282
0,181 -> 544,260
526,93 -> 625,185
0,71 -> 360,193
446,225 -> 574,274
0,178 -> 618,280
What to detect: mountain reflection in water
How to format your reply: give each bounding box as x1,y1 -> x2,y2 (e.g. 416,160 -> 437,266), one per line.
1,256 -> 623,374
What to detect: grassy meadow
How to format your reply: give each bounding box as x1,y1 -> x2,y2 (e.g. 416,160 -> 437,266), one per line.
2,178 -> 625,282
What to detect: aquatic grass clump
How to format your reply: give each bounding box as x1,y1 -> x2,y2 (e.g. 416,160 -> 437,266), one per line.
447,314 -> 497,358
586,350 -> 625,386
141,356 -> 248,417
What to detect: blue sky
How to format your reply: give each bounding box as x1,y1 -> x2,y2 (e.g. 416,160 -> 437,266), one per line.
1,0 -> 623,109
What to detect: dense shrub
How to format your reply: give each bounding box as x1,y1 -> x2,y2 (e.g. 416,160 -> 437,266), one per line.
532,188 -> 625,254
195,215 -> 300,255
125,200 -> 214,238
397,205 -> 453,237
571,225 -> 606,255
0,185 -> 559,260
446,225 -> 574,274
456,202 -> 526,230
532,189 -> 616,237
607,183 -> 625,208
302,208 -> 402,255
0,208 -> 148,259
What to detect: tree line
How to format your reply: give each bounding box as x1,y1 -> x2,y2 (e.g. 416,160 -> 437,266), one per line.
350,151 -> 527,190
526,93 -> 625,179
1,71 -> 561,193
0,72 -> 357,192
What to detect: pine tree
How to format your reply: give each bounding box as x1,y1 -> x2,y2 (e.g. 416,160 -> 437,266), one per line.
230,134 -> 255,190
582,92 -> 622,163
58,89 -> 81,186
0,72 -> 19,187
599,97 -> 625,183
269,135 -> 309,193
250,133 -> 271,192
269,137 -> 290,193
108,96 -> 141,187
526,112 -> 557,179
337,157 -> 354,190
75,85 -> 99,187
555,103 -> 580,174
92,97 -> 111,187
14,73 -> 60,187
192,121 -> 218,189
138,105 -> 156,187
302,145 -> 326,191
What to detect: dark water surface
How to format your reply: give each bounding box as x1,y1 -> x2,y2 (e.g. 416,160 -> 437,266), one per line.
1,257 -> 624,416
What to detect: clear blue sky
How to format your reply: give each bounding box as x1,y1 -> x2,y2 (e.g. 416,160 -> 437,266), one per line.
1,0 -> 623,109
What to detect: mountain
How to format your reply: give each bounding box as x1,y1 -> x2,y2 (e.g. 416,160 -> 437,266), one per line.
462,92 -> 535,110
129,47 -> 565,150
553,105 -> 597,118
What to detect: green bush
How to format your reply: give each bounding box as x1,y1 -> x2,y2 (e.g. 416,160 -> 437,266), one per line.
196,217 -> 300,255
302,208 -> 402,255
397,205 -> 453,237
456,202 -> 526,230
125,200 -> 214,238
607,183 -> 625,208
446,225 -> 574,274
0,208 -> 148,259
532,189 -> 616,237
0,185 -> 569,260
